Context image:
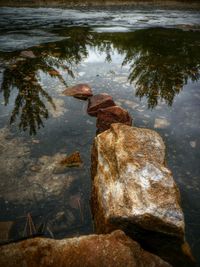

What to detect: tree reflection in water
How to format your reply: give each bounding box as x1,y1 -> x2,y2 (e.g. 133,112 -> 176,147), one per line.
0,27 -> 91,134
1,27 -> 200,134
94,28 -> 200,108
123,28 -> 200,108
1,58 -> 56,135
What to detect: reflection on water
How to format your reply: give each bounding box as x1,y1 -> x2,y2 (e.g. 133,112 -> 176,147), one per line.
1,58 -> 56,135
0,14 -> 200,267
1,27 -> 200,134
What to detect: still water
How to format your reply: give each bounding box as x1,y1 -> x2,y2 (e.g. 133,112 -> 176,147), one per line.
0,6 -> 200,266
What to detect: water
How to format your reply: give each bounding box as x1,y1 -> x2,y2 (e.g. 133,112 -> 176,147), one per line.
0,6 -> 200,266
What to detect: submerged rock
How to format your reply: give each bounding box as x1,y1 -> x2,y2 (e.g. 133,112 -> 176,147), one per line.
87,93 -> 115,116
62,84 -> 93,100
59,151 -> 83,168
96,106 -> 132,132
1,151 -> 78,204
20,50 -> 36,59
91,123 -> 193,266
0,230 -> 172,267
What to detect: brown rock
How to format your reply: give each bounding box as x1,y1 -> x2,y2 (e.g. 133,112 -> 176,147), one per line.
59,151 -> 83,167
0,230 -> 172,267
20,50 -> 36,58
96,106 -> 132,132
62,84 -> 93,100
87,93 -> 115,116
91,123 -> 194,267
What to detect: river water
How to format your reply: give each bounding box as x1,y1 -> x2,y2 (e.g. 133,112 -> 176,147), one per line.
0,6 -> 200,266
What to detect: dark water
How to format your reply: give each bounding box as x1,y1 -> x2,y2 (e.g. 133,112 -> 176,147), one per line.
0,6 -> 200,266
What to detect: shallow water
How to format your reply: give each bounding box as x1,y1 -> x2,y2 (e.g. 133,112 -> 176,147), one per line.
0,6 -> 200,266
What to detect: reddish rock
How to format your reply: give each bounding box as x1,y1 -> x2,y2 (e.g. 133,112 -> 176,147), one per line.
62,84 -> 93,100
0,230 -> 172,267
96,106 -> 132,132
87,93 -> 116,116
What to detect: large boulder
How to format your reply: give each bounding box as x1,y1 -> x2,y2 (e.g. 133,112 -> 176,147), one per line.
62,84 -> 93,100
0,230 -> 172,267
96,106 -> 132,132
91,123 -> 194,266
87,93 -> 115,116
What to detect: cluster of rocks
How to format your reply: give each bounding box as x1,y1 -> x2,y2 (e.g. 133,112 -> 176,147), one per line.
63,84 -> 132,132
0,84 -> 195,267
62,84 -> 194,266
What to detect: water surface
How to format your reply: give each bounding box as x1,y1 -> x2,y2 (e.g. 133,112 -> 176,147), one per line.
0,6 -> 200,266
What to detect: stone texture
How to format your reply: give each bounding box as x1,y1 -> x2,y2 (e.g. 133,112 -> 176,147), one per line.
0,230 -> 172,267
96,106 -> 132,132
87,93 -> 116,116
20,50 -> 36,58
59,151 -> 83,167
62,84 -> 93,100
91,123 -> 194,266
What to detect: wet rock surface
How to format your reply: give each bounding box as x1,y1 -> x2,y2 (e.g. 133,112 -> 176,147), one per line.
20,50 -> 36,58
62,84 -> 93,100
0,230 -> 172,267
96,105 -> 132,132
91,123 -> 194,266
87,93 -> 116,116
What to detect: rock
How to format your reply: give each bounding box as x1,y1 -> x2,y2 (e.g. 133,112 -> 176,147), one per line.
0,230 -> 172,267
20,50 -> 36,59
96,106 -> 132,132
62,84 -> 93,100
87,93 -> 116,116
59,151 -> 83,168
91,123 -> 193,266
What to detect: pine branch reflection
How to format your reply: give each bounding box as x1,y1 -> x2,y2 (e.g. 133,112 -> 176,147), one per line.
1,27 -> 200,134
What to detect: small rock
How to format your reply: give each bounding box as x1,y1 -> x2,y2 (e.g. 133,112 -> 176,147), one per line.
20,50 -> 36,59
62,84 -> 93,100
96,106 -> 132,132
30,165 -> 41,172
154,118 -> 170,129
59,151 -> 83,168
87,93 -> 115,116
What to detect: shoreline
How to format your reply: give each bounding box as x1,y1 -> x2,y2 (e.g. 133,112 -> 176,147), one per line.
0,1 -> 200,9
